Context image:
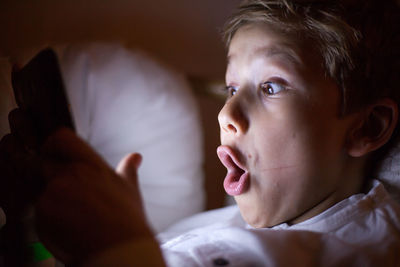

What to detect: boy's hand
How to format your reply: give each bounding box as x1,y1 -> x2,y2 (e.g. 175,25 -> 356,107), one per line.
35,128 -> 154,264
0,108 -> 42,220
0,108 -> 46,266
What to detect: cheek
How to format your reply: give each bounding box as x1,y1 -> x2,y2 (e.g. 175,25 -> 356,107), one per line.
248,104 -> 336,184
250,108 -> 307,170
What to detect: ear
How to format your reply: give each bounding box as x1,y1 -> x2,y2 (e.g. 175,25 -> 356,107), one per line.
347,98 -> 398,157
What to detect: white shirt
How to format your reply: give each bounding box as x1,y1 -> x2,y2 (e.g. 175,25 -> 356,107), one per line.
83,180 -> 400,266
156,179 -> 400,266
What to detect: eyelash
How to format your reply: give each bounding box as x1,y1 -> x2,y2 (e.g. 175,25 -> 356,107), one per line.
224,81 -> 286,98
260,81 -> 286,96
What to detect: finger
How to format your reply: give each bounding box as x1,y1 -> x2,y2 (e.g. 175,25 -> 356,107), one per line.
0,133 -> 45,195
0,133 -> 39,174
116,153 -> 142,185
0,133 -> 24,156
0,133 -> 41,174
41,128 -> 106,166
8,108 -> 38,149
0,134 -> 41,212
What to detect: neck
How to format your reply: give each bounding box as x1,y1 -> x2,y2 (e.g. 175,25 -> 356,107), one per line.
289,156 -> 366,225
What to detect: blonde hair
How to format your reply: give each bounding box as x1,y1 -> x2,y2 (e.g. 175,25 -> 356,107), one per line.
223,0 -> 400,115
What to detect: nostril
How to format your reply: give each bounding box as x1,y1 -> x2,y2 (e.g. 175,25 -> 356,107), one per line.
227,124 -> 237,133
218,102 -> 248,135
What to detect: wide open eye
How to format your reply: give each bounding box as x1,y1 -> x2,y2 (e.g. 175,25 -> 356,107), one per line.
260,82 -> 285,96
225,85 -> 238,97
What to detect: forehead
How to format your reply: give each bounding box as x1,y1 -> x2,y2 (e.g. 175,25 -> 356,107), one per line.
228,23 -> 305,66
226,23 -> 324,80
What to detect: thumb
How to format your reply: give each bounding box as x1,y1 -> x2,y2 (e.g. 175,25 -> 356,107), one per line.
116,153 -> 142,185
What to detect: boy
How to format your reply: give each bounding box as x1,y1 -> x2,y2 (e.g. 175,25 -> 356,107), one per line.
2,0 -> 400,265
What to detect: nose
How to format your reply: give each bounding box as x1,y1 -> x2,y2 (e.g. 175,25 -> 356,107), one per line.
218,97 -> 249,136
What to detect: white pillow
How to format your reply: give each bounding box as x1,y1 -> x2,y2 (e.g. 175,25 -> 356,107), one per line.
55,43 -> 205,232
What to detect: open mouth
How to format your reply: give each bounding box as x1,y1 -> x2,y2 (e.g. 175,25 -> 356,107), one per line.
217,145 -> 249,196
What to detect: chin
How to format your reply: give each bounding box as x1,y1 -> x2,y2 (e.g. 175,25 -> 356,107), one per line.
238,205 -> 281,228
236,195 -> 286,228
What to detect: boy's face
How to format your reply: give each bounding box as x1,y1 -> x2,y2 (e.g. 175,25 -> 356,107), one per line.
217,23 -> 357,227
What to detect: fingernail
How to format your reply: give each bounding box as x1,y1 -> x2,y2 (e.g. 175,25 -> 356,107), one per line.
133,154 -> 142,168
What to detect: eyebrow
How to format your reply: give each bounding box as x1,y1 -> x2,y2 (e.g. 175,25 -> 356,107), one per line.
258,45 -> 302,65
227,44 -> 302,66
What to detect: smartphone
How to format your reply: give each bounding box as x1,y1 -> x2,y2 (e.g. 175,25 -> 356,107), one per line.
11,48 -> 75,144
3,48 -> 75,265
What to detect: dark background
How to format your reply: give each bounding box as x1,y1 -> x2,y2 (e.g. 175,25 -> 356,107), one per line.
0,0 -> 242,209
